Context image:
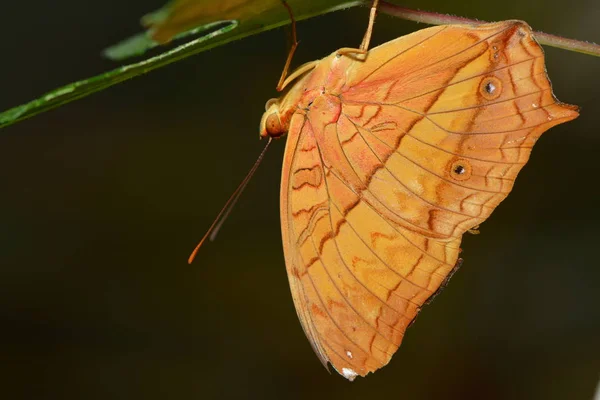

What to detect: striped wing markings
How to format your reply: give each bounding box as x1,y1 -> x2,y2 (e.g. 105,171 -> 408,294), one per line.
299,23 -> 510,368
284,117 -> 384,372
341,113 -> 515,214
341,25 -> 450,94
281,20 -> 579,378
339,22 -> 512,116
321,164 -> 454,291
296,234 -> 394,369
334,25 -> 575,242
293,163 -> 449,311
336,114 -> 572,235
288,119 -> 401,372
339,21 -> 567,192
306,151 -> 437,302
333,27 -> 516,237
389,57 -> 544,113
340,113 -> 504,208
314,106 -> 474,241
304,207 -> 407,345
322,167 -> 457,312
318,123 -> 462,290
388,57 -> 549,116
343,32 -> 553,132
337,23 -> 546,177
305,115 -> 461,373
277,20 -> 579,380
307,112 -> 460,272
291,165 -> 323,191
296,258 -> 381,373
289,24 -> 553,375
343,21 -> 522,106
296,118 -> 424,329
337,114 -> 490,241
287,114 -> 464,374
280,114 -> 332,371
343,99 -> 567,172
295,190 -> 436,299
301,111 -> 456,297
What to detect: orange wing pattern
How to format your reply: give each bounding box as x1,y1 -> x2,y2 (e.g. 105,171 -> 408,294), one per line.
277,21 -> 578,380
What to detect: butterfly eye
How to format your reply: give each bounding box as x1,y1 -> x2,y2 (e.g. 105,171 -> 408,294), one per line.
449,159 -> 472,181
480,76 -> 502,100
265,113 -> 284,138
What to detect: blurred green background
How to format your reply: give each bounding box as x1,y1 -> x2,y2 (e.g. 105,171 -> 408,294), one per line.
1,0 -> 599,399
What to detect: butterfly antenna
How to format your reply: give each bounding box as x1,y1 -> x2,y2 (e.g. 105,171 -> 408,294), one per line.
188,138 -> 272,264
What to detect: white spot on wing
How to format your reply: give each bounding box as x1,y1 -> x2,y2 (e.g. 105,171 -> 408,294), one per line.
407,177 -> 424,195
346,350 -> 353,359
505,136 -> 526,145
342,368 -> 358,381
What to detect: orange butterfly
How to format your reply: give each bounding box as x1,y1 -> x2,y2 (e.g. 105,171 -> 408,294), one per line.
188,1 -> 579,380
256,8 -> 578,380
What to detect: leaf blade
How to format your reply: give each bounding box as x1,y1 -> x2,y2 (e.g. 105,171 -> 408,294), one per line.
0,0 -> 364,129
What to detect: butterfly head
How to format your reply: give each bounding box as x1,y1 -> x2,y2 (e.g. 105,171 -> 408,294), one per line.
260,98 -> 287,139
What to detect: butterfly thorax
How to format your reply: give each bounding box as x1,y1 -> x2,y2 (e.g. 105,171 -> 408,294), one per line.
259,52 -> 354,140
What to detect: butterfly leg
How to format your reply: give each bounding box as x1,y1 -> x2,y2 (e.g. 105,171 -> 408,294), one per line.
336,0 -> 379,58
359,0 -> 380,51
276,0 -> 300,92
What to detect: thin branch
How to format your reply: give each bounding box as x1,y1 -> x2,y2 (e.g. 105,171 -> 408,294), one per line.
533,31 -> 600,57
378,1 -> 600,57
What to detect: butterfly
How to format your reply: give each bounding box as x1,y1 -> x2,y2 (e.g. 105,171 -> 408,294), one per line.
255,11 -> 578,380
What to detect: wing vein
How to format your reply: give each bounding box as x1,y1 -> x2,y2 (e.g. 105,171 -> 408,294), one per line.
346,23 -> 515,93
343,114 -> 497,216
355,116 -> 511,195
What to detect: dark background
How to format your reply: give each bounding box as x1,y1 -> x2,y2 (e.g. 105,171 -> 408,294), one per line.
1,0 -> 599,399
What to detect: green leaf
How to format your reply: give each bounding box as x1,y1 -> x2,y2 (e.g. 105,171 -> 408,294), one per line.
0,0 -> 365,129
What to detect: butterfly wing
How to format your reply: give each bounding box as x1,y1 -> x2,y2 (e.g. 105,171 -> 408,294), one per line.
280,20 -> 578,380
281,111 -> 452,380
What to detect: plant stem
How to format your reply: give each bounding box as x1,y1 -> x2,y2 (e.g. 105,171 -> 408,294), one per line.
378,1 -> 600,57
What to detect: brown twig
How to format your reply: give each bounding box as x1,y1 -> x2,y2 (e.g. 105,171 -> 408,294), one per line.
378,1 -> 600,57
